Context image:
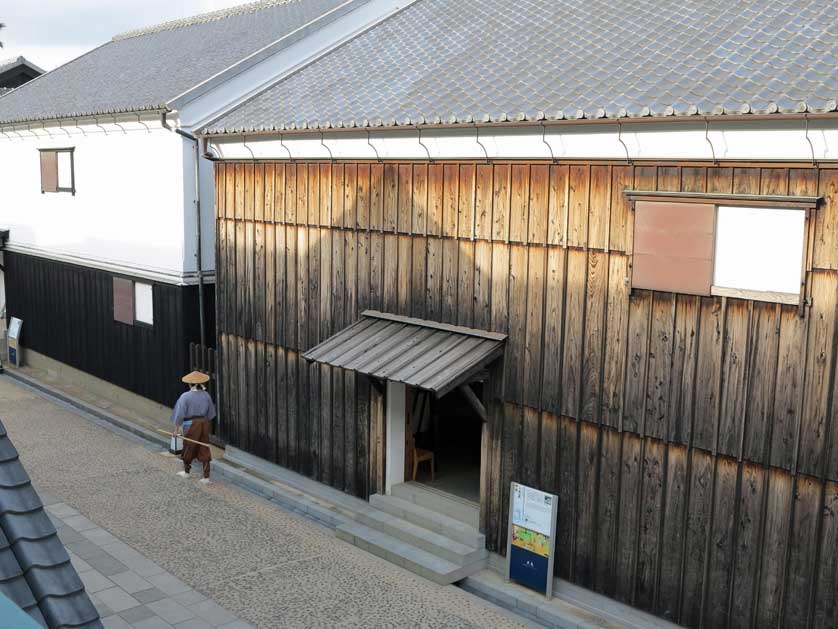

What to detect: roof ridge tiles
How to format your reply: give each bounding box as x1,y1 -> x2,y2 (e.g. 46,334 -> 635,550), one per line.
113,0 -> 302,41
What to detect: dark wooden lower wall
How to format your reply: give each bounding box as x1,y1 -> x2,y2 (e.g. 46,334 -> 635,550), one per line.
4,251 -> 215,407
218,333 -> 838,628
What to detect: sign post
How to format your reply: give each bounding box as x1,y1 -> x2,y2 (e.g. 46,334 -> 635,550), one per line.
506,482 -> 559,598
7,317 -> 22,368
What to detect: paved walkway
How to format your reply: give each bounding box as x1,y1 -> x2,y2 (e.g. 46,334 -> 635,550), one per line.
0,376 -> 526,628
42,495 -> 248,629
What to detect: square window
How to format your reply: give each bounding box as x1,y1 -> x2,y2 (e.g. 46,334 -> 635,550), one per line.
39,148 -> 75,194
713,206 -> 805,297
134,282 -> 154,326
632,199 -> 808,304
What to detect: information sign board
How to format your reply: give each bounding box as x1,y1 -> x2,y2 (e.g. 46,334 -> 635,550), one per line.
506,482 -> 558,597
7,317 -> 22,367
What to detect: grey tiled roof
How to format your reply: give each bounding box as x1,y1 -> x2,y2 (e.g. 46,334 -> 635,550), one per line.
0,420 -> 101,628
0,56 -> 45,77
0,0 -> 345,125
206,0 -> 838,134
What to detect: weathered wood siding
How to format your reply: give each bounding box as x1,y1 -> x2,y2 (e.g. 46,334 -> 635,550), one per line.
216,161 -> 838,628
4,251 -> 215,406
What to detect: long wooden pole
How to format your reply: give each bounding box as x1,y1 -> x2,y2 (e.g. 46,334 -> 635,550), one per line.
155,429 -> 211,449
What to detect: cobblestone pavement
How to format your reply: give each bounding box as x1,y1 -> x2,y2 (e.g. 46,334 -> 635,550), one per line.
42,495 -> 250,629
0,376 -> 527,629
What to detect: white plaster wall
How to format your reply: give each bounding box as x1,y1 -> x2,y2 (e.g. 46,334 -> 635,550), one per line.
180,135 -> 217,277
0,121 -> 191,283
210,118 -> 838,162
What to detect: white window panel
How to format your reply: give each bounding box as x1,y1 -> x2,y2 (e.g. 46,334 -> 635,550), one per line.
57,151 -> 73,190
134,282 -> 154,325
713,206 -> 805,295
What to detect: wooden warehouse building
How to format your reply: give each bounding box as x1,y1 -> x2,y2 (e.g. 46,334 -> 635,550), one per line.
201,1 -> 838,627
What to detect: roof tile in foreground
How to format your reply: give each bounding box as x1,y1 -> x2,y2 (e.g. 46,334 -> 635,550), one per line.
304,310 -> 506,396
205,0 -> 838,134
0,420 -> 101,628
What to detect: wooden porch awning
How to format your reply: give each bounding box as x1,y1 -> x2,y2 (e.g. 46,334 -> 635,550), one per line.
303,311 -> 507,397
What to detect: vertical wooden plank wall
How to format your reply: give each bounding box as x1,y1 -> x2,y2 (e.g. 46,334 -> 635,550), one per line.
215,161 -> 838,629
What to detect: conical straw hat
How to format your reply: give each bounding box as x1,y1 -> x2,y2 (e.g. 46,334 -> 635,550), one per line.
182,370 -> 210,385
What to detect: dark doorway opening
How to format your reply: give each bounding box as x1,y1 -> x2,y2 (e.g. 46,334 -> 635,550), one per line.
408,385 -> 483,504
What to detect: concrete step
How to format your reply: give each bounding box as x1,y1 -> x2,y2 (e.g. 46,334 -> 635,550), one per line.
370,493 -> 484,548
461,569 -> 629,629
392,482 -> 480,528
356,508 -> 488,566
336,521 -> 486,585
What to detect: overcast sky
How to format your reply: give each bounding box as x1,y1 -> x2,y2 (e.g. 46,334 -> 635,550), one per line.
1,0 -> 249,70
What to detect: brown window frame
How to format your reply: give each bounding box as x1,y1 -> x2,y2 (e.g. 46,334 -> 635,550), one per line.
38,147 -> 75,195
626,191 -> 820,315
113,277 -> 155,329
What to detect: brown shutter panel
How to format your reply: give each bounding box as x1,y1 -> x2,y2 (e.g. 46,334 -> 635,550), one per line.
40,151 -> 58,193
113,277 -> 135,325
632,201 -> 715,295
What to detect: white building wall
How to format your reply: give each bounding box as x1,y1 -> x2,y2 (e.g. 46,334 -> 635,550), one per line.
0,120 -> 201,285
180,135 -> 217,278
209,118 -> 838,163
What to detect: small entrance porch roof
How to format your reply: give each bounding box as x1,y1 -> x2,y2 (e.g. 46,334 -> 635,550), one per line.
303,311 -> 506,397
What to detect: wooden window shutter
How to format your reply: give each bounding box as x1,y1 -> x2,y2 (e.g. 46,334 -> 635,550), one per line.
632,201 -> 715,295
113,277 -> 135,325
40,151 -> 58,193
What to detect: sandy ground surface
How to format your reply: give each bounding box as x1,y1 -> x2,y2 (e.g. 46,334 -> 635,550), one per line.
0,375 -> 528,629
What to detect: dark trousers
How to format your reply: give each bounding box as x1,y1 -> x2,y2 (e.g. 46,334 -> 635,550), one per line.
181,418 -> 212,478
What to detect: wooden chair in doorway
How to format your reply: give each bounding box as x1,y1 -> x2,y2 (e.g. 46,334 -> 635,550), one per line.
412,447 -> 435,482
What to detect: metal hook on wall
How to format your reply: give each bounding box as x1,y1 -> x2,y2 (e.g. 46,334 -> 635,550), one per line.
111,116 -> 127,134
366,129 -> 382,163
242,135 -> 257,161
94,117 -> 109,136
135,114 -> 151,133
75,118 -> 87,136
616,120 -> 633,164
540,122 -> 555,161
703,118 -> 718,165
804,115 -> 817,166
475,125 -> 490,163
40,122 -> 54,139
279,133 -> 293,161
415,126 -> 432,162
319,130 -> 334,161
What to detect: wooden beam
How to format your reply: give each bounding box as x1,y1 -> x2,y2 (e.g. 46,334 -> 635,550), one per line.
459,383 -> 488,422
624,189 -> 820,208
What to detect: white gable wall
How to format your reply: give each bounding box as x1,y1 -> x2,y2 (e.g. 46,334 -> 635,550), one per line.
0,119 -> 200,285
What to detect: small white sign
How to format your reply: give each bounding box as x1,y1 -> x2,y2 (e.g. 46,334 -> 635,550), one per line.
8,317 -> 22,341
511,483 -> 554,536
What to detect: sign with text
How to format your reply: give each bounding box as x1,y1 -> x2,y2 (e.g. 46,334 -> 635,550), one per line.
7,318 -> 22,367
506,482 -> 558,598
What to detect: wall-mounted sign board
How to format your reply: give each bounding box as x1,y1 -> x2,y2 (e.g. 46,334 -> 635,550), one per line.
506,482 -> 559,598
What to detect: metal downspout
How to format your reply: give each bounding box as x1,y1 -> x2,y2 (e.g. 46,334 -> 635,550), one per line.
165,113 -> 207,349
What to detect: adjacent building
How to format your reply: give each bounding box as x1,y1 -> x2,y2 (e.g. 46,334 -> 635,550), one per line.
0,56 -> 44,93
200,0 -> 838,627
0,0 -> 407,407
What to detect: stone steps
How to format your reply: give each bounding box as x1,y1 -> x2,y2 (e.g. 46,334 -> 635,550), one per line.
370,493 -> 485,548
356,507 -> 487,566
336,521 -> 486,586
392,481 -> 480,528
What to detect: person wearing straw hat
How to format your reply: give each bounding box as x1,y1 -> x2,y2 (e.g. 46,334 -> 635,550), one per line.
172,371 -> 216,483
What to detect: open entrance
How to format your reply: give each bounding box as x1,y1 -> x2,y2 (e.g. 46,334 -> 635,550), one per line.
406,385 -> 484,504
